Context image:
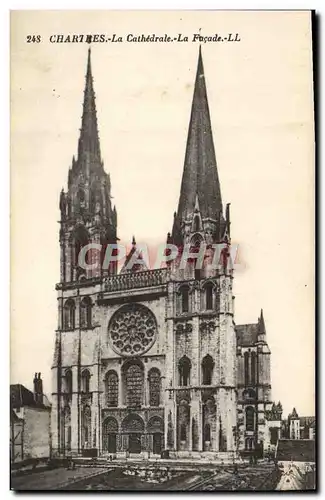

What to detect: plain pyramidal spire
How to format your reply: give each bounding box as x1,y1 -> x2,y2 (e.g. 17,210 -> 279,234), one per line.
177,46 -> 223,220
77,47 -> 101,162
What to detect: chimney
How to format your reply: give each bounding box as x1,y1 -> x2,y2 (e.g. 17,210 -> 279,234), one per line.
33,372 -> 38,397
33,372 -> 43,404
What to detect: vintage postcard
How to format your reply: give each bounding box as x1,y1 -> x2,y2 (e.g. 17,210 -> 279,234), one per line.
10,10 -> 315,491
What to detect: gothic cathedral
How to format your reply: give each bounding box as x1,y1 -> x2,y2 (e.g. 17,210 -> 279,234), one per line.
51,48 -> 281,459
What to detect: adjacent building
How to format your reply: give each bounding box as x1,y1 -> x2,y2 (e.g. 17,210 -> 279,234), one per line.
51,48 -> 278,459
281,408 -> 315,441
10,374 -> 51,463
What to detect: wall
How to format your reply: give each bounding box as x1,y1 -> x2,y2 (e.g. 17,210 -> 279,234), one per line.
264,419 -> 282,452
10,418 -> 24,463
23,407 -> 51,459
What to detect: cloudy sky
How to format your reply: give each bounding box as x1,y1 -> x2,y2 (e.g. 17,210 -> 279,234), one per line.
11,10 -> 314,417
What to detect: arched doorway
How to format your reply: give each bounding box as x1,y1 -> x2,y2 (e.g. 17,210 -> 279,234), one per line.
121,414 -> 144,454
147,416 -> 164,455
102,417 -> 118,453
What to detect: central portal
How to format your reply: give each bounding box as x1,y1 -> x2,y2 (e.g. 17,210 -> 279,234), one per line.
121,413 -> 145,455
129,433 -> 141,454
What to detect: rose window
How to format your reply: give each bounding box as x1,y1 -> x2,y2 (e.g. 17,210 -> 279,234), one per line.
108,304 -> 157,356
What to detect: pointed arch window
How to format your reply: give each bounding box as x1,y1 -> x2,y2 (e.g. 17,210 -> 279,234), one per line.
74,226 -> 90,267
123,361 -> 144,407
195,269 -> 202,281
180,286 -> 189,313
251,352 -> 257,385
205,283 -> 214,310
105,371 -> 118,407
244,352 -> 249,386
204,423 -> 211,442
148,368 -> 161,407
246,406 -> 255,431
180,424 -> 187,442
80,296 -> 92,328
63,299 -> 75,330
65,369 -> 72,395
193,215 -> 200,232
178,355 -> 191,387
77,188 -> 86,212
202,354 -> 214,385
81,369 -> 90,393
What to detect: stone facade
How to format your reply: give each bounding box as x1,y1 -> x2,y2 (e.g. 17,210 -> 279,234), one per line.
51,48 -> 276,459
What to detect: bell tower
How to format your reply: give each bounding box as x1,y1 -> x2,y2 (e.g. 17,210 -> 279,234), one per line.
52,48 -> 118,457
59,48 -> 118,283
165,47 -> 237,456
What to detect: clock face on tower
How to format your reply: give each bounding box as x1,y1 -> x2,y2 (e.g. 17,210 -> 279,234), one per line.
108,303 -> 157,357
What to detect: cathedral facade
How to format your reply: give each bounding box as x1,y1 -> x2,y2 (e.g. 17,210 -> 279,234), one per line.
51,48 -> 279,459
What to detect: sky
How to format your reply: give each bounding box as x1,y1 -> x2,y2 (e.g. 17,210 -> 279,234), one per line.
11,10 -> 315,417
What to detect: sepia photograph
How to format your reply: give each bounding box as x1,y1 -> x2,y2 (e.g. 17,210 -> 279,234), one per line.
10,10 -> 315,491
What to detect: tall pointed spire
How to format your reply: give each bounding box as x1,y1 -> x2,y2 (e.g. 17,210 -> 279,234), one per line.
257,308 -> 266,342
259,309 -> 266,333
77,47 -> 101,163
176,46 -> 223,222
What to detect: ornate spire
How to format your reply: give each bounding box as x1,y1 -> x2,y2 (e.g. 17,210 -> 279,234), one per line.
175,46 -> 223,222
77,47 -> 101,164
259,309 -> 265,330
257,309 -> 266,342
120,237 -> 148,274
64,48 -> 115,224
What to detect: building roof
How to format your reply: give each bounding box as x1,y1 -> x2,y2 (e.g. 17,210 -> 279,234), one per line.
10,384 -> 51,410
288,407 -> 299,420
276,439 -> 315,463
120,236 -> 149,274
235,323 -> 258,346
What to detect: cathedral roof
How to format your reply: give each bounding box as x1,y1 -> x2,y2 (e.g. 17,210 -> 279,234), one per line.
235,323 -> 259,346
120,236 -> 148,274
